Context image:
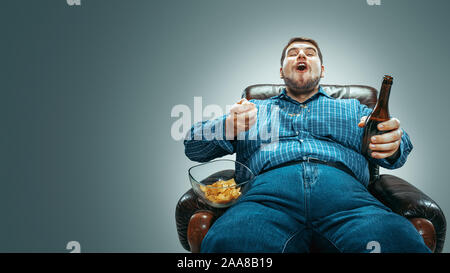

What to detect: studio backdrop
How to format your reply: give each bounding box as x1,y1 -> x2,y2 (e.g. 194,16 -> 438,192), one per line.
1,0 -> 449,252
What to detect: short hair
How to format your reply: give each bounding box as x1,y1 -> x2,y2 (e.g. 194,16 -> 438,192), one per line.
280,37 -> 323,66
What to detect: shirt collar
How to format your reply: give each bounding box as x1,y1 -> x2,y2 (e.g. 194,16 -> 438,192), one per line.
272,85 -> 331,103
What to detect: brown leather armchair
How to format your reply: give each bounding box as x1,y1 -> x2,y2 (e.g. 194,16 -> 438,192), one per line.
176,84 -> 447,253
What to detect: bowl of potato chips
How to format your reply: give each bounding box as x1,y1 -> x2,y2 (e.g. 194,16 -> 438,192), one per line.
188,159 -> 255,208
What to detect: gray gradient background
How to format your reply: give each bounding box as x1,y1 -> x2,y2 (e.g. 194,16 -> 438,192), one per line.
1,0 -> 449,252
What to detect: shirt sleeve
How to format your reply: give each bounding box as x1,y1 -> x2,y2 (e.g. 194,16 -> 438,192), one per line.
358,103 -> 413,169
184,114 -> 236,162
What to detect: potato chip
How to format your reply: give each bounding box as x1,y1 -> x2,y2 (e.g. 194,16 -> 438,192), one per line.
200,178 -> 241,204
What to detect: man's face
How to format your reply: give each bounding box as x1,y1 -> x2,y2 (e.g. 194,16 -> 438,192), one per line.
280,41 -> 324,94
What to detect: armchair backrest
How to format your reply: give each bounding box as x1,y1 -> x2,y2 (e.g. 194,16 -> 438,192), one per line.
242,84 -> 378,109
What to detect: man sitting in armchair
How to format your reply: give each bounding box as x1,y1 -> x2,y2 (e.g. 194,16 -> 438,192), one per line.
183,37 -> 431,253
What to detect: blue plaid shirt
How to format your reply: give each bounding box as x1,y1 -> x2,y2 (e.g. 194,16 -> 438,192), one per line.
184,86 -> 413,186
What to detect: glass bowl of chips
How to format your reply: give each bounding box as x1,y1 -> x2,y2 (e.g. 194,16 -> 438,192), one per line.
188,159 -> 255,208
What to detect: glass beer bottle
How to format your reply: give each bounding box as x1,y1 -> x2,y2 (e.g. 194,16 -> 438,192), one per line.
361,75 -> 393,157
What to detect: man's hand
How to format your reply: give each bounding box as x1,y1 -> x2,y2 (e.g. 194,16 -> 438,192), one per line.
225,98 -> 257,140
358,116 -> 403,159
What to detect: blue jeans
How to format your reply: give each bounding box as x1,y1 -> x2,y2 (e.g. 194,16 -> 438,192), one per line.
200,162 -> 431,253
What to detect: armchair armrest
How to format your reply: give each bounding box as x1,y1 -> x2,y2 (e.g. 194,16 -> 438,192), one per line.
175,189 -> 226,252
368,174 -> 447,252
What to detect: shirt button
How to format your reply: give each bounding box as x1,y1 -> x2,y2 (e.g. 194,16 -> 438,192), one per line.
295,131 -> 299,135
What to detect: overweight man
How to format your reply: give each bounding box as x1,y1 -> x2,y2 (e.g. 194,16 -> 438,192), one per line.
184,37 -> 430,253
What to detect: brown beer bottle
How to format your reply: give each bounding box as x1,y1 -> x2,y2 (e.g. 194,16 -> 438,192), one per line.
361,75 -> 393,157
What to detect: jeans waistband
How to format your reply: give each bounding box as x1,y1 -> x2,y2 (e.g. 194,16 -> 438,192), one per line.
260,157 -> 357,180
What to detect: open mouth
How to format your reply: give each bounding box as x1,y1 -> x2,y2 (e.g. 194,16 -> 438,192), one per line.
296,63 -> 308,72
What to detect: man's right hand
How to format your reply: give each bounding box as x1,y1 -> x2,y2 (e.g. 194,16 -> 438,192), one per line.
225,98 -> 257,140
